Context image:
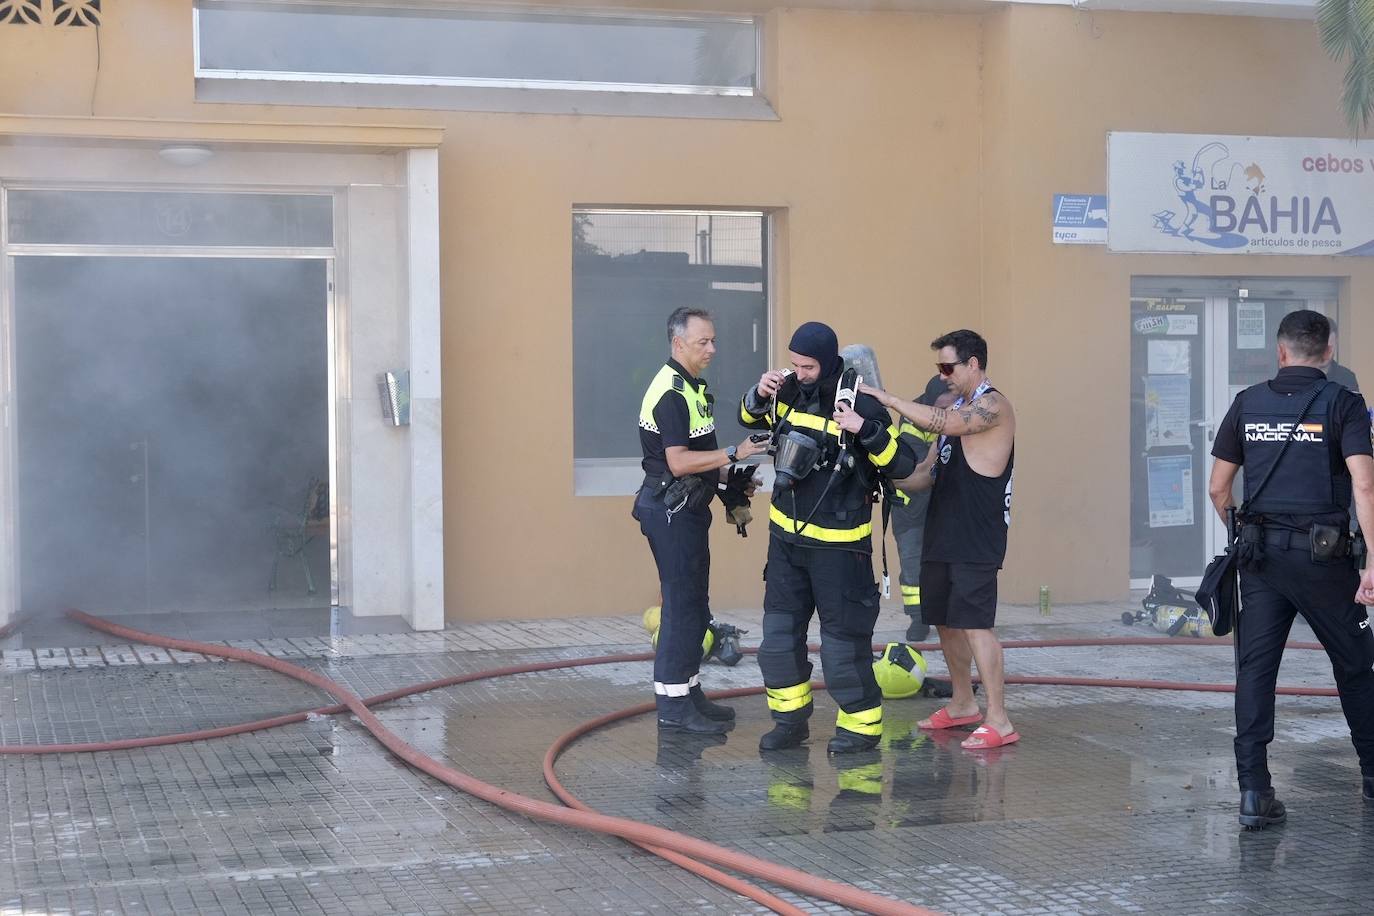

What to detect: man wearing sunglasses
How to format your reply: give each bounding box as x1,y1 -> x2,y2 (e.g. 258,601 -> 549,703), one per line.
839,329 -> 1017,751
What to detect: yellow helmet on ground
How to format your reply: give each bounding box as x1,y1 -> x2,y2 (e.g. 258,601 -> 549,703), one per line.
643,605 -> 716,657
873,642 -> 927,699
1153,605 -> 1215,638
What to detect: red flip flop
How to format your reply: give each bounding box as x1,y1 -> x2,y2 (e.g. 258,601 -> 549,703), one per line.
960,725 -> 1020,750
919,707 -> 984,731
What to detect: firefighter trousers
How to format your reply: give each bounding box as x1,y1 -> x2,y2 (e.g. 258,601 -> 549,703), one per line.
758,536 -> 882,736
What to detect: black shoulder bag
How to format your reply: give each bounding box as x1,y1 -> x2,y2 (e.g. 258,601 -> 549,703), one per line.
1194,382 -> 1331,637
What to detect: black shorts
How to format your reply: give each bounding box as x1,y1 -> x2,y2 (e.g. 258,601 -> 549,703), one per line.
920,561 -> 1000,629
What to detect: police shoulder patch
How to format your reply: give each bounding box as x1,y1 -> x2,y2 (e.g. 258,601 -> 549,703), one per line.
672,375 -> 685,391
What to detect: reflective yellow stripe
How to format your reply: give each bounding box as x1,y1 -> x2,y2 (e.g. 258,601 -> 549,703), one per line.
867,427 -> 899,467
836,762 -> 883,795
768,782 -> 813,810
766,682 -> 813,713
836,705 -> 883,736
899,421 -> 936,443
769,504 -> 872,543
777,404 -> 840,438
894,489 -> 912,505
901,585 -> 920,607
741,398 -> 768,425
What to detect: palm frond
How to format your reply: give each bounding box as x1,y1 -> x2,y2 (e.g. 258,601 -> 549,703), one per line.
1318,0 -> 1374,136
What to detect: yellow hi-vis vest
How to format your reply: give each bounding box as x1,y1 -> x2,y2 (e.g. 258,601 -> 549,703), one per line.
639,363 -> 715,441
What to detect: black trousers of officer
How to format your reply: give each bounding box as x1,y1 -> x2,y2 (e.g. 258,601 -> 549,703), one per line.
1235,540 -> 1374,791
636,487 -> 711,689
758,536 -> 882,724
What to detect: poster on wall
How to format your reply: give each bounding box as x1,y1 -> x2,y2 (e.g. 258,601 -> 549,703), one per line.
1147,455 -> 1195,528
1144,375 -> 1191,448
1109,132 -> 1374,255
1236,302 -> 1266,349
1052,194 -> 1108,244
1147,339 -> 1191,375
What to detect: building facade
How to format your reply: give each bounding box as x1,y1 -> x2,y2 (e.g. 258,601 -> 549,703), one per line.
0,0 -> 1363,629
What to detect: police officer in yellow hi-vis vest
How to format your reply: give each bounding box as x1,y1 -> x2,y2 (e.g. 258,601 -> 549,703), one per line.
741,322 -> 918,754
635,307 -> 766,734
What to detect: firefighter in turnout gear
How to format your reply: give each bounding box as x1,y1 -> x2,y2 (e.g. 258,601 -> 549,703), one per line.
1208,309 -> 1374,829
741,322 -> 918,754
635,308 -> 766,735
891,376 -> 954,643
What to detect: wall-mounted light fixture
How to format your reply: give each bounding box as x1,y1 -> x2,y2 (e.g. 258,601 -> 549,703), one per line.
157,145 -> 214,167
378,371 -> 411,427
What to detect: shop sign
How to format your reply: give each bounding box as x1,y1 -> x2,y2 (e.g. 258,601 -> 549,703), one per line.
1109,132 -> 1374,256
1051,194 -> 1107,244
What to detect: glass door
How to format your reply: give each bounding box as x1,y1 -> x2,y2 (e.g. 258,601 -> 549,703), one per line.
1130,280 -> 1335,588
1130,297 -> 1210,586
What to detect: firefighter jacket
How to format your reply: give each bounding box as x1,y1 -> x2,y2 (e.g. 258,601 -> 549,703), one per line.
740,373 -> 916,551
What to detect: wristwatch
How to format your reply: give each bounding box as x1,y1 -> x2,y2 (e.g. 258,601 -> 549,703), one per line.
725,445 -> 738,464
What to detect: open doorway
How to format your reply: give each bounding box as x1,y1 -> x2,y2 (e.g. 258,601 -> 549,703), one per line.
13,256 -> 330,615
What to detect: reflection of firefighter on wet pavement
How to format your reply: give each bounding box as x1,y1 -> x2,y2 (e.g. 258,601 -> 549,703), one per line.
740,322 -> 918,755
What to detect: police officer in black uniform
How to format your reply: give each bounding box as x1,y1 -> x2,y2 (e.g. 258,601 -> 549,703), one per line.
1207,309 -> 1374,829
636,307 -> 765,734
740,322 -> 917,754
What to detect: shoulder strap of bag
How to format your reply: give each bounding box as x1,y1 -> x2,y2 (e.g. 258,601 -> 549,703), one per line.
1239,381 -> 1332,514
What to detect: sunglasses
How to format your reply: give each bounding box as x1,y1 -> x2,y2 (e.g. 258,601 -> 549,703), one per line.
936,359 -> 967,377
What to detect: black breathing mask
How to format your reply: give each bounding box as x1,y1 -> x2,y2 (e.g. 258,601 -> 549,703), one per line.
772,431 -> 821,491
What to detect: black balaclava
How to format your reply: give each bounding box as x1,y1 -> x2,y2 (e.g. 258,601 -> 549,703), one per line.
788,322 -> 842,395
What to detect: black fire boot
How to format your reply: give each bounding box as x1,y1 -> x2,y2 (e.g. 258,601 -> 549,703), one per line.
1238,789 -> 1287,830
656,695 -> 728,735
905,610 -> 930,644
689,684 -> 736,722
759,721 -> 809,751
1362,775 -> 1374,803
827,727 -> 881,756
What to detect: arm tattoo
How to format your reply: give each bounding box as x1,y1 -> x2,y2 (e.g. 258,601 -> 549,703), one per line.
927,408 -> 947,434
961,395 -> 1002,431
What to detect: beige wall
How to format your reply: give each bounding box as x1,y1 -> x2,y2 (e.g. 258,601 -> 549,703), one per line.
981,6 -> 1374,603
0,2 -> 1366,620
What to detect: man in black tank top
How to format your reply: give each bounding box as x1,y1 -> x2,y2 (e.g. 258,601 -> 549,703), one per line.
852,329 -> 1018,751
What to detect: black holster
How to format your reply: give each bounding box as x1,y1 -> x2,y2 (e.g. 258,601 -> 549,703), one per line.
1309,523 -> 1349,562
1236,524 -> 1267,571
661,474 -> 712,513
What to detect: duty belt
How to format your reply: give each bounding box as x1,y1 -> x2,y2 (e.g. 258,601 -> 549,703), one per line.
1252,528 -> 1307,551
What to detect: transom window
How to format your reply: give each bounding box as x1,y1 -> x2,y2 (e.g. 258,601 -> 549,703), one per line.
195,2 -> 759,97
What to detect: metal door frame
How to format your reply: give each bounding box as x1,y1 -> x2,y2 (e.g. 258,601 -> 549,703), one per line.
0,183 -> 341,624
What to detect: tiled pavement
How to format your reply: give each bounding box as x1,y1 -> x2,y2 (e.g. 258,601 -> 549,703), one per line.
3,602 -> 1373,915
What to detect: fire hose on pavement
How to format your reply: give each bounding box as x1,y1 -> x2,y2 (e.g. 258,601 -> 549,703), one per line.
0,612 -> 1340,915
